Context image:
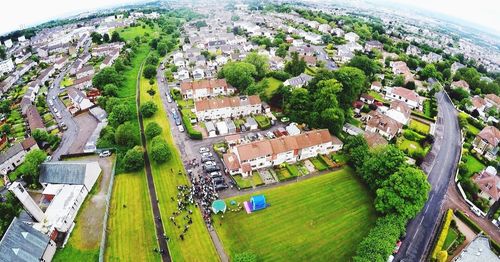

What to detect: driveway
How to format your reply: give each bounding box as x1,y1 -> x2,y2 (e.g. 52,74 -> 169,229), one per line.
395,91 -> 462,261
311,45 -> 338,70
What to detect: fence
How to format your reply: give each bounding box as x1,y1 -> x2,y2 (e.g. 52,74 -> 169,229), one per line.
98,156 -> 117,262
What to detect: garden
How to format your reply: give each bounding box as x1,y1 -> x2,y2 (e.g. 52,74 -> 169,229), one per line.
233,172 -> 265,189
214,168 -> 377,261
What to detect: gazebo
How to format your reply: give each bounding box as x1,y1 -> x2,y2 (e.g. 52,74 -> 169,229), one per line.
211,200 -> 227,214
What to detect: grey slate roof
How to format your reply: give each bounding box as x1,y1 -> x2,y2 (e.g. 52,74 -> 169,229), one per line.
0,217 -> 50,262
39,162 -> 88,185
0,143 -> 24,163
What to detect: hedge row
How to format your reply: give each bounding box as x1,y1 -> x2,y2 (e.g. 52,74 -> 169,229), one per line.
431,209 -> 453,260
181,114 -> 202,140
454,210 -> 500,255
411,111 -> 435,122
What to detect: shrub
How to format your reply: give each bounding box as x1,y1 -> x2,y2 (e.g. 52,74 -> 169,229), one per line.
403,129 -> 425,142
431,209 -> 453,259
145,122 -> 162,139
150,136 -> 171,163
115,122 -> 138,148
436,250 -> 448,262
182,115 -> 202,140
266,70 -> 291,81
140,101 -> 158,118
123,146 -> 144,171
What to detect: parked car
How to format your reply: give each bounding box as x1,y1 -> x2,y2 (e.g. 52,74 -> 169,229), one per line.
175,117 -> 181,126
53,107 -> 58,113
393,241 -> 402,254
172,111 -> 178,119
212,176 -> 224,183
52,96 -> 56,100
56,112 -> 62,119
204,165 -> 220,172
470,206 -> 482,216
178,124 -> 184,132
215,183 -> 228,191
209,172 -> 222,178
166,95 -> 172,103
48,100 -> 54,106
199,147 -> 209,153
201,156 -> 215,163
99,150 -> 112,157
60,122 -> 67,130
171,108 -> 176,114
201,152 -> 213,157
204,161 -> 217,166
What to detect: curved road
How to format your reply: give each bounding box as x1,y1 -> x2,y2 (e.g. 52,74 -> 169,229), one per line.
396,91 -> 462,261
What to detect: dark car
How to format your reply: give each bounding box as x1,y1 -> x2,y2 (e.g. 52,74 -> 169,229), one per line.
212,177 -> 224,184
201,156 -> 215,163
204,165 -> 221,172
215,183 -> 228,191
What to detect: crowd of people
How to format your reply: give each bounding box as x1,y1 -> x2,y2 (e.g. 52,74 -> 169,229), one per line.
191,175 -> 219,229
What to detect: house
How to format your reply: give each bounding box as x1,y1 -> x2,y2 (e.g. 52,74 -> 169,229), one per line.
180,79 -> 235,100
177,69 -> 190,81
422,52 -> 442,63
364,131 -> 388,148
0,217 -> 57,262
371,81 -> 382,92
71,75 -> 93,90
469,96 -> 487,117
344,32 -> 359,42
0,59 -> 15,75
484,94 -> 500,109
224,129 -> 342,176
54,56 -> 68,70
454,235 -> 500,262
192,67 -> 205,80
226,120 -> 236,134
364,40 -> 383,52
385,87 -> 421,109
194,95 -> 262,121
318,24 -> 332,34
386,101 -> 411,125
67,87 -> 94,113
360,94 -> 375,104
25,105 -> 45,131
473,126 -> 500,161
300,55 -> 316,66
0,137 -> 38,175
100,50 -> 119,69
75,65 -> 95,79
365,110 -> 402,140
336,45 -> 354,63
451,80 -> 470,93
472,166 -> 499,205
283,73 -> 313,88
205,121 -> 217,137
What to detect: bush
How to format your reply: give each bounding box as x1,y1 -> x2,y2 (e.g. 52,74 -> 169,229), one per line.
123,146 -> 144,171
454,210 -> 481,233
143,65 -> 157,79
436,250 -> 448,262
140,101 -> 158,118
145,122 -> 162,139
182,114 -> 202,140
403,129 -> 425,142
431,209 -> 453,259
266,70 -> 291,81
150,136 -> 171,163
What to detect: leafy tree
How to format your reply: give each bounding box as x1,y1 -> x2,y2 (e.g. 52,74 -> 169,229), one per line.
276,44 -> 288,58
115,122 -> 138,148
32,129 -> 49,143
103,84 -> 119,97
284,88 -> 311,123
220,62 -> 257,91
18,149 -> 47,185
0,124 -> 11,136
111,31 -> 122,42
103,33 -> 110,43
344,135 -> 370,168
150,136 -> 171,163
333,66 -> 367,108
348,55 -> 380,78
109,104 -> 131,127
123,146 -> 144,171
0,100 -> 11,113
419,64 -> 440,80
92,67 -> 123,89
114,58 -> 126,72
321,34 -> 333,44
143,65 -> 157,79
393,75 -> 405,87
359,145 -> 406,190
244,52 -> 269,80
90,32 -> 102,44
145,122 -> 162,139
375,166 -> 431,218
0,45 -> 6,60
320,107 -> 344,135
313,79 -> 342,111
146,54 -> 159,66
0,193 -> 22,237
234,252 -> 257,262
284,52 -> 306,76
140,101 -> 158,118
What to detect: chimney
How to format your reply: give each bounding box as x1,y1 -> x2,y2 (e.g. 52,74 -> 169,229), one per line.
8,182 -> 46,222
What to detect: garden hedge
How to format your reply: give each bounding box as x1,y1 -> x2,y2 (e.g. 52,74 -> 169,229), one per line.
181,114 -> 202,140
431,209 -> 453,260
454,210 -> 482,233
411,111 -> 435,122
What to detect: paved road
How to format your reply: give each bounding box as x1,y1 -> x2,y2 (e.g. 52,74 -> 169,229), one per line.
138,60 -> 171,262
311,45 -> 338,70
395,91 -> 462,261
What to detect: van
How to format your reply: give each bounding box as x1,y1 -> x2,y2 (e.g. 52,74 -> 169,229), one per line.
178,124 -> 185,132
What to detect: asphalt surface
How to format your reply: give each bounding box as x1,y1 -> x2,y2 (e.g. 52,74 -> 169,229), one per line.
137,60 -> 171,262
395,91 -> 462,261
311,45 -> 338,70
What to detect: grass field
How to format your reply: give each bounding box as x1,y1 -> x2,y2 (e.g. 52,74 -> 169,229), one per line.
409,119 -> 430,135
462,154 -> 486,178
261,77 -> 283,96
104,25 -> 159,262
139,74 -> 219,261
397,137 -> 424,155
443,228 -> 459,250
214,168 -> 377,261
105,172 -> 159,262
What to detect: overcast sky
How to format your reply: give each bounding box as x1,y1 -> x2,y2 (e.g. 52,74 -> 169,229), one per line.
1,0 -> 499,36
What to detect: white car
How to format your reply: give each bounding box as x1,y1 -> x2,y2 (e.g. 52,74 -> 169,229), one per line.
48,100 -> 54,106
166,95 -> 172,103
199,147 -> 209,153
53,107 -> 58,113
204,161 -> 217,166
177,125 -> 185,132
56,112 -> 62,119
52,96 -> 56,100
99,150 -> 112,157
201,152 -> 213,157
171,108 -> 176,114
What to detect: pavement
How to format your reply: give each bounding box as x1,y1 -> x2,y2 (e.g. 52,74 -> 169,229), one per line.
395,91 -> 462,261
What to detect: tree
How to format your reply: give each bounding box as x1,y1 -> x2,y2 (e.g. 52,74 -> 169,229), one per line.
244,52 -> 269,80
313,79 -> 342,111
103,84 -> 119,97
220,62 -> 257,91
0,124 -> 11,136
111,31 -> 122,42
123,146 -> 144,171
0,192 -> 22,237
90,32 -> 102,44
32,129 -> 49,143
0,46 -> 6,60
92,67 -> 123,89
150,136 -> 171,163
143,65 -> 157,79
103,33 -> 110,43
234,252 -> 257,262
145,122 -> 162,139
109,104 -> 131,127
115,122 -> 138,147
320,107 -> 344,135
419,64 -> 439,80
348,55 -> 380,78
0,100 -> 11,114
140,101 -> 158,118
393,75 -> 405,87
284,88 -> 311,123
359,145 -> 406,190
114,58 -> 126,72
146,54 -> 159,66
18,149 -> 47,185
321,34 -> 333,44
375,166 -> 431,218
344,135 -> 370,168
333,66 -> 367,108
284,52 -> 306,76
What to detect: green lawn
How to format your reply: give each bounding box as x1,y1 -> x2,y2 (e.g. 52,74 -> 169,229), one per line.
233,175 -> 254,189
261,77 -> 283,96
443,228 -> 459,250
462,154 -> 486,178
214,168 -> 377,261
409,119 -> 430,135
397,137 -> 424,155
139,74 -> 219,261
310,157 -> 328,171
61,77 -> 73,87
368,90 -> 385,102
